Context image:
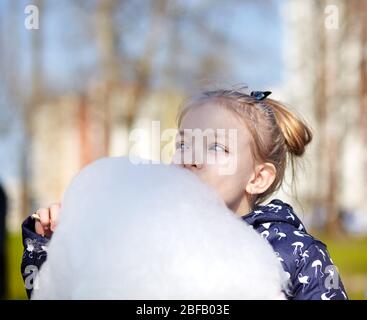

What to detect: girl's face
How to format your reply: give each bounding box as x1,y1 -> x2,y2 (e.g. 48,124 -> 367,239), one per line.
172,102 -> 256,214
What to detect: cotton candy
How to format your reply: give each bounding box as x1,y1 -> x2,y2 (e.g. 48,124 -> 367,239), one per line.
32,156 -> 287,299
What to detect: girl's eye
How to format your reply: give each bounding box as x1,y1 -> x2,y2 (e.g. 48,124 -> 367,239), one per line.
209,143 -> 228,153
176,141 -> 189,151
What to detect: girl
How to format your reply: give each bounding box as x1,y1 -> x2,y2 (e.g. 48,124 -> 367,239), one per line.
21,88 -> 348,300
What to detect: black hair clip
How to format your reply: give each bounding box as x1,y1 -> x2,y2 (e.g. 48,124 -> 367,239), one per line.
250,91 -> 272,100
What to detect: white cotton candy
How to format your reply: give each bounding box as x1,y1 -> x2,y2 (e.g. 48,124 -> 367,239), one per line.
32,156 -> 287,300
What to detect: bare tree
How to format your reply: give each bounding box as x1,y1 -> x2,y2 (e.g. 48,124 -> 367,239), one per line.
19,0 -> 45,218
355,1 -> 367,198
310,0 -> 367,235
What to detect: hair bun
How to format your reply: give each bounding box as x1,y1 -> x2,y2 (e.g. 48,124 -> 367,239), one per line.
267,100 -> 313,157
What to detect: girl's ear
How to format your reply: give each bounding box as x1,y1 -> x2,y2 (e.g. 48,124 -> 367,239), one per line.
245,163 -> 276,195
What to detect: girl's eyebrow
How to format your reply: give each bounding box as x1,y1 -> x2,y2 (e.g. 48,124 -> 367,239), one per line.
177,130 -> 190,139
178,129 -> 234,141
214,130 -> 234,142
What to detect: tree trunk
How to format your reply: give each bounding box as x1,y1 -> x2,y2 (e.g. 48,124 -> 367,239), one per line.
20,0 -> 44,217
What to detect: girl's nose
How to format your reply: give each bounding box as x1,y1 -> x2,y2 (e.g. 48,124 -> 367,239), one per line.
171,153 -> 203,170
172,160 -> 203,170
184,162 -> 203,170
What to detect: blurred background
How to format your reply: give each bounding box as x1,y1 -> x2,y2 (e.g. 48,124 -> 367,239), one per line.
0,0 -> 366,299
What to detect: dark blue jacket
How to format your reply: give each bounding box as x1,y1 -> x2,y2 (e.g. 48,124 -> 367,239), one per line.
21,198 -> 348,300
242,199 -> 348,300
21,216 -> 49,299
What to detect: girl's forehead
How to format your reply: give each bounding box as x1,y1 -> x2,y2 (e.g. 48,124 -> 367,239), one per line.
180,102 -> 241,130
178,104 -> 252,152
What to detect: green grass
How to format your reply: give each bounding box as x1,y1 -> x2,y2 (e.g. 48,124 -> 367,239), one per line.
5,232 -> 27,300
315,233 -> 367,300
3,231 -> 367,300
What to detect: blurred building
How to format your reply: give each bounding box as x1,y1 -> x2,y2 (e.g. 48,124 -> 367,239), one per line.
277,0 -> 367,232
7,83 -> 182,231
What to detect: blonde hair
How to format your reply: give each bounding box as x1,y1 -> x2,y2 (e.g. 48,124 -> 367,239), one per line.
176,89 -> 313,208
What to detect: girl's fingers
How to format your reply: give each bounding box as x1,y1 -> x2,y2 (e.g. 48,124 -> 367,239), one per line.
38,207 -> 51,230
49,203 -> 61,232
35,220 -> 45,236
33,203 -> 61,237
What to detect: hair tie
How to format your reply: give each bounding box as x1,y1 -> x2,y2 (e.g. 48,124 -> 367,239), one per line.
250,91 -> 272,100
250,91 -> 276,121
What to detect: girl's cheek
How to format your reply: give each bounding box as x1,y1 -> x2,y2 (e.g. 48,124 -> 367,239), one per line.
204,153 -> 227,169
214,152 -> 232,164
206,152 -> 221,166
216,154 -> 239,176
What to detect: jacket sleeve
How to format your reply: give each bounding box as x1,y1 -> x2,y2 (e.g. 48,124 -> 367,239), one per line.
21,216 -> 50,299
291,242 -> 348,300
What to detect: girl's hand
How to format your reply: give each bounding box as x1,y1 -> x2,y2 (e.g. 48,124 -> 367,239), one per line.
33,203 -> 61,238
